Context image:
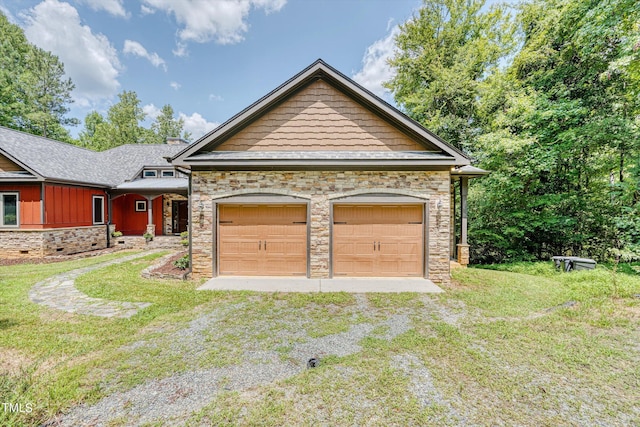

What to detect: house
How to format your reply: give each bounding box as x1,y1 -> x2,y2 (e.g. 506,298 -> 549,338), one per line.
172,60 -> 485,284
0,127 -> 188,258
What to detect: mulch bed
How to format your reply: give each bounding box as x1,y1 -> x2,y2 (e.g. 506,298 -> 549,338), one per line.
148,251 -> 189,278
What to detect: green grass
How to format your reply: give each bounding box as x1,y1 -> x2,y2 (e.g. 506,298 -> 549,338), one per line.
1,256 -> 640,426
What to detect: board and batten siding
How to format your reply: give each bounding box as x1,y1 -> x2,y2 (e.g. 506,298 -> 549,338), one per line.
0,183 -> 41,228
214,80 -> 435,152
44,184 -> 108,228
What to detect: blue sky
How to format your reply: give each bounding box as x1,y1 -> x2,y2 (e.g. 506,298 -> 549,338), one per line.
0,0 -> 505,140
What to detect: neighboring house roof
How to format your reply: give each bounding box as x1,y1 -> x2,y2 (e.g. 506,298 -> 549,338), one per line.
0,126 -> 186,188
172,59 -> 471,167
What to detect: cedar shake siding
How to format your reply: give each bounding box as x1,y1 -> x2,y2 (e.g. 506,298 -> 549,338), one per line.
214,80 -> 431,152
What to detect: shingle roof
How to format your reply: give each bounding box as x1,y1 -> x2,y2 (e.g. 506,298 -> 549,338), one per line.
0,126 -> 185,187
114,177 -> 187,193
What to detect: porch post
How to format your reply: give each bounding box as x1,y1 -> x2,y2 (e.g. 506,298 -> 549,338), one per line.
145,196 -> 155,237
456,177 -> 470,266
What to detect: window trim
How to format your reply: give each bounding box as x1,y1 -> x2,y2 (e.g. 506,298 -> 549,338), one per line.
143,170 -> 157,178
0,192 -> 19,228
135,200 -> 147,212
92,195 -> 105,225
161,170 -> 175,178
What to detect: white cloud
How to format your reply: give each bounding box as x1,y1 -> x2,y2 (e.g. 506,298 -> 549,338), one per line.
143,104 -> 218,138
172,42 -> 188,57
22,0 -> 121,106
170,81 -> 181,90
123,39 -> 167,71
141,0 -> 287,45
179,112 -> 218,138
208,93 -> 223,101
352,26 -> 399,100
142,103 -> 161,120
140,4 -> 155,15
76,0 -> 128,18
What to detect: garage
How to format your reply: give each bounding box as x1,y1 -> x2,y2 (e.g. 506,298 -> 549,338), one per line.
332,205 -> 424,277
218,204 -> 307,276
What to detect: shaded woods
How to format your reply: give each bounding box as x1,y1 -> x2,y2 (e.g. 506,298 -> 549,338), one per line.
386,0 -> 639,263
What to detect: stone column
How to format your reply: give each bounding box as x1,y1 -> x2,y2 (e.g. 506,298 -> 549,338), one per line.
456,177 -> 469,266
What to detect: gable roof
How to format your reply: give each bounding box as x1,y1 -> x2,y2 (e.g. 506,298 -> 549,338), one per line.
172,59 -> 470,168
0,126 -> 184,187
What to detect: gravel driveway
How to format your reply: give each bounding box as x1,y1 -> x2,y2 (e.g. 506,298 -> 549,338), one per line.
49,294 -> 462,427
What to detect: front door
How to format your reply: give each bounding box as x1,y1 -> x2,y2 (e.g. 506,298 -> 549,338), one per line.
172,200 -> 188,234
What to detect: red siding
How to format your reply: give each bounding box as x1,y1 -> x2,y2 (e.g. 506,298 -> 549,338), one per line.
0,184 -> 42,228
43,184 -> 108,228
111,194 -> 163,235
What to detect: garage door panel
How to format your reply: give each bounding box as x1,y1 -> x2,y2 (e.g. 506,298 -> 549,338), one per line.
219,205 -> 307,276
333,205 -> 423,277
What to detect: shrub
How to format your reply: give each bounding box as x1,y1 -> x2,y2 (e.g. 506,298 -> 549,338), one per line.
180,231 -> 189,247
173,254 -> 190,270
111,231 -> 123,238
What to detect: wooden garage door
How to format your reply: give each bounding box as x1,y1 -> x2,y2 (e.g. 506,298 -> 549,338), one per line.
219,205 -> 307,276
333,205 -> 423,277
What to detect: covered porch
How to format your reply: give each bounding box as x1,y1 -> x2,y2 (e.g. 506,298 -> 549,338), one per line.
451,165 -> 489,266
110,178 -> 188,237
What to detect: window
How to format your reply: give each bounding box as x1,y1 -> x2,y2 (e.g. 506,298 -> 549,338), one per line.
143,170 -> 157,178
0,192 -> 19,227
161,170 -> 175,178
93,196 -> 105,224
135,200 -> 147,212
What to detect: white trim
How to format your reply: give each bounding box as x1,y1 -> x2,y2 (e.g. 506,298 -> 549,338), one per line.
92,195 -> 105,225
143,170 -> 157,178
135,200 -> 147,212
0,192 -> 19,227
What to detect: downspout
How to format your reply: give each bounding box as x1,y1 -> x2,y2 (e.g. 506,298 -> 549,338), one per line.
106,192 -> 112,248
40,182 -> 45,225
187,173 -> 192,275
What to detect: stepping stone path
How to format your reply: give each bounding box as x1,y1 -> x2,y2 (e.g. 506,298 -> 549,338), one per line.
29,251 -> 161,318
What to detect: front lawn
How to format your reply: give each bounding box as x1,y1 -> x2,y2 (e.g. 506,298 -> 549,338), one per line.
1,254 -> 639,426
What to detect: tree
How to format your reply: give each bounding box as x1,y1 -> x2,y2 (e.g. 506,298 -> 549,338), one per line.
107,90 -> 146,147
469,0 -> 640,262
0,12 -> 29,129
0,11 -> 77,141
386,0 -> 516,152
20,47 -> 78,140
149,104 -> 186,143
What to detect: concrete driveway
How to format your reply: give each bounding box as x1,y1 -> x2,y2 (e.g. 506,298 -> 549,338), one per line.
198,276 -> 443,293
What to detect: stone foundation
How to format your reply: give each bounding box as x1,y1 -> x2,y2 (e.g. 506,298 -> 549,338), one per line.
456,243 -> 470,266
190,170 -> 451,284
0,225 -> 111,258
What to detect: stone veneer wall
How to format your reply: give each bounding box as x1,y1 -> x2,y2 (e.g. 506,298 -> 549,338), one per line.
190,170 -> 451,284
0,225 -> 110,258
